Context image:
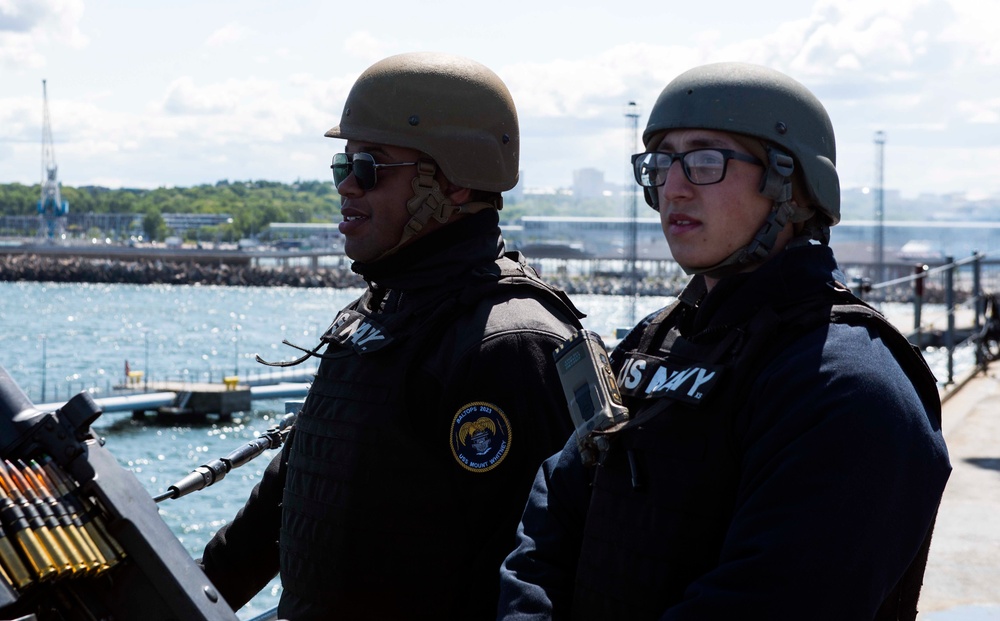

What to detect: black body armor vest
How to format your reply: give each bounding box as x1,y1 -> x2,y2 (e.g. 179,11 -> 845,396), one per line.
279,252 -> 581,619
570,284 -> 939,620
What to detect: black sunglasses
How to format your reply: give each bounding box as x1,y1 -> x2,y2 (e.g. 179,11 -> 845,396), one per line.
331,152 -> 419,191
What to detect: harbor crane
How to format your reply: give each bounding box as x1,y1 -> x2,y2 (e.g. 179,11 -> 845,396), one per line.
38,79 -> 69,241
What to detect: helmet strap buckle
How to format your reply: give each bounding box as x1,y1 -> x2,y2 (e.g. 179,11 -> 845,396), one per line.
407,160 -> 451,217
742,201 -> 796,262
402,160 -> 503,243
399,160 -> 453,245
758,147 -> 795,202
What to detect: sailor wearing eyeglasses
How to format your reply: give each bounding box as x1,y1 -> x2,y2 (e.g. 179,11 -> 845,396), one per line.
200,52 -> 585,620
498,62 -> 950,621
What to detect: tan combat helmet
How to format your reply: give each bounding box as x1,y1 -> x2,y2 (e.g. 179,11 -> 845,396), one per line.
326,52 -> 519,253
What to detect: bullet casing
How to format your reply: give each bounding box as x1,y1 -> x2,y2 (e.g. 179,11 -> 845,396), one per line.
0,525 -> 32,589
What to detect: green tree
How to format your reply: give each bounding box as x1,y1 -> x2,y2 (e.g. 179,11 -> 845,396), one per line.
0,179 -> 345,237
0,183 -> 39,216
143,208 -> 166,241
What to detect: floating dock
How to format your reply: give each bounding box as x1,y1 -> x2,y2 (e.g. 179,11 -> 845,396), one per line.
33,377 -> 311,424
131,380 -> 252,423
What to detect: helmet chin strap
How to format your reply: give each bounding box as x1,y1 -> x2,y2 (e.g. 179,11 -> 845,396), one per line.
684,146 -> 814,280
371,160 -> 500,262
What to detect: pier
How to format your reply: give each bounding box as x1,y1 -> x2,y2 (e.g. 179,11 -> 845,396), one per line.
32,367 -> 315,423
918,367 -> 1000,619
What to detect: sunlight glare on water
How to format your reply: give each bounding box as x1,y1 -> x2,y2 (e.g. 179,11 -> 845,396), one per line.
0,281 -> 973,618
0,282 -> 671,618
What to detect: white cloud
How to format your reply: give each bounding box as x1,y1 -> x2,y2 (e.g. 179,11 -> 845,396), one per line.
886,144 -> 1000,199
162,76 -> 243,115
956,100 -> 1000,124
939,0 -> 1000,65
0,94 -> 41,144
2,0 -> 998,198
0,0 -> 48,33
0,0 -> 86,69
342,31 -> 395,64
0,32 -> 43,68
1,0 -> 84,36
503,43 -> 700,122
205,22 -> 253,48
151,75 -> 333,164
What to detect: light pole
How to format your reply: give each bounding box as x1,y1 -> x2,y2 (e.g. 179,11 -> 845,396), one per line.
624,101 -> 641,326
40,335 -> 47,402
874,131 -> 886,283
232,324 -> 241,378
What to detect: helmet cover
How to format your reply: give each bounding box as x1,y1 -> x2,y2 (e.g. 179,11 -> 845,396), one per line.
326,52 -> 519,193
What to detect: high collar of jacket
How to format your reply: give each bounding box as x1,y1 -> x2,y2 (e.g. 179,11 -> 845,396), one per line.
683,244 -> 843,335
351,210 -> 504,292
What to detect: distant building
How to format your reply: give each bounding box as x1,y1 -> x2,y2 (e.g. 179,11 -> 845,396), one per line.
263,223 -> 343,249
162,213 -> 232,234
830,220 -> 1000,263
506,170 -> 525,202
507,216 -> 1000,263
0,213 -> 142,239
572,168 -> 607,200
515,216 -> 668,259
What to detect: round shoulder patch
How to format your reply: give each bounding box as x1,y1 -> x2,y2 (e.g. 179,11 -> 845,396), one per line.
450,402 -> 512,473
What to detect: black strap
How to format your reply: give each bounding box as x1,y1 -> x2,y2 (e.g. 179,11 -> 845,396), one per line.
490,251 -> 586,327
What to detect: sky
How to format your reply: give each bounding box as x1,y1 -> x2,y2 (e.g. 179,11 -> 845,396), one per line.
1,0 -> 999,201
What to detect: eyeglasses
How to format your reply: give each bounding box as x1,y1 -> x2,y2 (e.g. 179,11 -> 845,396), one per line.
331,152 -> 419,190
631,148 -> 763,187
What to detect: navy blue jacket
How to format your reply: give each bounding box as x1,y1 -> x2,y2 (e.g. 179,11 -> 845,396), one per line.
498,244 -> 951,620
202,211 -> 583,620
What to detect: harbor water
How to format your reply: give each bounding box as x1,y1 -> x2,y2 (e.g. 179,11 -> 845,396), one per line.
0,281 -> 672,618
0,281 -> 976,618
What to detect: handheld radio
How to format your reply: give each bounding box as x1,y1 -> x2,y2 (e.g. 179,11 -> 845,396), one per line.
552,329 -> 629,465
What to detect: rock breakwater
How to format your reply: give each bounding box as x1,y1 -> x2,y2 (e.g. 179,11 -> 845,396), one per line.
0,255 -> 366,288
0,254 -> 687,296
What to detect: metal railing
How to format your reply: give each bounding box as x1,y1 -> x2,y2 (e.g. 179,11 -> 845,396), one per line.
847,251 -> 1000,385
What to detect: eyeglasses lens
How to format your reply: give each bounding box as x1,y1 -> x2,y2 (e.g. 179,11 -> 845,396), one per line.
331,153 -> 377,190
634,153 -> 664,187
683,150 -> 725,184
633,150 -> 729,187
331,154 -> 350,186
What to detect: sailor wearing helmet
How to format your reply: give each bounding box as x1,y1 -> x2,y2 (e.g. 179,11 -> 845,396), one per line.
498,63 -> 950,621
201,52 -> 584,621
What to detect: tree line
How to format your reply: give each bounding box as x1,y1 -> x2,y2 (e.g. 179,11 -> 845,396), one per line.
0,179 -> 628,241
0,180 -> 342,241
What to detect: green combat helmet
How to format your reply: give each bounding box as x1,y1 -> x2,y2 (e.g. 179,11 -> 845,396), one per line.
326,52 -> 519,253
639,62 -> 840,278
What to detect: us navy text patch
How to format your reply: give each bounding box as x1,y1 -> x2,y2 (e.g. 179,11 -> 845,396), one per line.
324,310 -> 393,353
617,355 -> 723,404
